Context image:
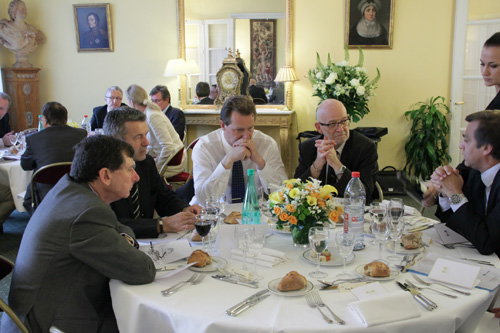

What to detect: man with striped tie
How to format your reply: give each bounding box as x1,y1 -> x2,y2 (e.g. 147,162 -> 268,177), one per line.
104,107 -> 201,238
191,95 -> 287,205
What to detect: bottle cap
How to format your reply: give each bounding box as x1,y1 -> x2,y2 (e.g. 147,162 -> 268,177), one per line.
247,169 -> 255,176
351,171 -> 360,178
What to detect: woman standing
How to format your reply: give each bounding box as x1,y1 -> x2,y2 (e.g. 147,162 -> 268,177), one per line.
349,0 -> 388,46
481,32 -> 500,109
126,84 -> 185,178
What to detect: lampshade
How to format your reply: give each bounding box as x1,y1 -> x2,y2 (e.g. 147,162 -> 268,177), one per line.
274,66 -> 298,82
163,58 -> 190,77
185,59 -> 201,75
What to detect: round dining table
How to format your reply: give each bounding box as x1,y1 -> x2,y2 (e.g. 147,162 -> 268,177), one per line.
110,206 -> 500,333
0,151 -> 31,212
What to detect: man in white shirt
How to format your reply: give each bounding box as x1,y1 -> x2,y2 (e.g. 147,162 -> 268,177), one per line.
432,110 -> 500,257
191,95 -> 286,205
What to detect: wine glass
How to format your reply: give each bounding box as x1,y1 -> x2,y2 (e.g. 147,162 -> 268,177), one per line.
202,204 -> 219,254
368,202 -> 385,245
389,198 -> 404,225
371,210 -> 390,263
387,220 -> 406,261
194,214 -> 212,251
308,226 -> 329,278
9,133 -> 18,147
17,133 -> 26,154
234,225 -> 254,271
247,228 -> 266,281
335,231 -> 355,278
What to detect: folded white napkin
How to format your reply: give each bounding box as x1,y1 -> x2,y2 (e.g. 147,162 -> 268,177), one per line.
348,291 -> 420,327
262,248 -> 288,260
231,254 -> 278,268
230,249 -> 285,264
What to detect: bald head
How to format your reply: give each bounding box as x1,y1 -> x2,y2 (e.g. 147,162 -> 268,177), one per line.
315,99 -> 350,146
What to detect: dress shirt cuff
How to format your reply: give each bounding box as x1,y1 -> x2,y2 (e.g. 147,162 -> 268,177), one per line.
438,196 -> 451,211
451,197 -> 468,212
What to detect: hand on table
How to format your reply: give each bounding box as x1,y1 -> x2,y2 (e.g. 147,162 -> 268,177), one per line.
2,131 -> 13,146
183,204 -> 202,215
164,212 -> 196,232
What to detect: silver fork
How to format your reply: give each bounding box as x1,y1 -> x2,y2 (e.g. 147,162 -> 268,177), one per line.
405,279 -> 457,298
412,274 -> 471,296
311,290 -> 345,325
305,293 -> 333,324
161,273 -> 202,296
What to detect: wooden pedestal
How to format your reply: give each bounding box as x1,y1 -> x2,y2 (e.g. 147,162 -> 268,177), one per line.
1,67 -> 41,132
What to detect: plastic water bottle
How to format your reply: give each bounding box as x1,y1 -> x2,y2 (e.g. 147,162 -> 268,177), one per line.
344,171 -> 366,250
37,115 -> 43,132
242,169 -> 261,224
81,115 -> 90,135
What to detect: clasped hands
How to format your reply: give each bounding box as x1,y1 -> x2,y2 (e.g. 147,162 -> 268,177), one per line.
422,165 -> 464,207
222,137 -> 265,170
314,139 -> 342,171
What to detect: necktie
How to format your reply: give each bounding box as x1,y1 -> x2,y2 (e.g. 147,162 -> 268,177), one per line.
130,183 -> 141,219
231,160 -> 245,203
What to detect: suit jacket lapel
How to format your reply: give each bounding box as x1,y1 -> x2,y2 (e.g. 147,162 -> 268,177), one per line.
486,170 -> 500,215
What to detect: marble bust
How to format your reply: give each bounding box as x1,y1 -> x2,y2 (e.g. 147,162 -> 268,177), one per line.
0,0 -> 44,67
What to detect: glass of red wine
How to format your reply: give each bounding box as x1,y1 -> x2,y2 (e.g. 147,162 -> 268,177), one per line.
195,214 -> 212,251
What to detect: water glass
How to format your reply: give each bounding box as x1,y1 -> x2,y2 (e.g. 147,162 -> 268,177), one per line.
234,225 -> 254,271
247,228 -> 266,281
387,220 -> 406,261
201,205 -> 219,254
9,133 -> 18,147
389,198 -> 404,224
335,231 -> 355,278
308,227 -> 329,278
372,215 -> 390,263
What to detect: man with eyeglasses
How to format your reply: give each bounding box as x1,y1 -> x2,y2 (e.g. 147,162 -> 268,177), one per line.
295,99 -> 378,202
90,86 -> 127,131
149,84 -> 186,141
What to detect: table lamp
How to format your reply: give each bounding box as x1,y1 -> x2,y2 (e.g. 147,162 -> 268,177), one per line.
163,58 -> 190,105
274,66 -> 298,111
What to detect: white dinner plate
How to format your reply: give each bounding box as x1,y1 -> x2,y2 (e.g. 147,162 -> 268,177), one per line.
385,241 -> 425,255
189,256 -> 228,272
354,263 -> 400,281
267,278 -> 314,296
302,249 -> 355,266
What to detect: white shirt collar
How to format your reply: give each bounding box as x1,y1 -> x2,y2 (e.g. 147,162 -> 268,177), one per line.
336,141 -> 347,157
481,162 -> 500,188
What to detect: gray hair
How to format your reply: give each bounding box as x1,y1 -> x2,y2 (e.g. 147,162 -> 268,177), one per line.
126,84 -> 148,106
0,92 -> 11,107
103,106 -> 146,140
105,86 -> 123,97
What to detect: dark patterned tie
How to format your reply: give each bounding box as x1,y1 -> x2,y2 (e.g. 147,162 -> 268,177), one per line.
231,160 -> 245,203
130,183 -> 141,219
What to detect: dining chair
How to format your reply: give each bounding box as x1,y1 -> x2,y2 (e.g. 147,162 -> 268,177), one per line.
174,138 -> 199,202
30,162 -> 72,211
160,146 -> 190,189
0,255 -> 29,333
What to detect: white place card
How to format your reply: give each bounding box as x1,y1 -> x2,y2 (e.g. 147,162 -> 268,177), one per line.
433,223 -> 469,245
139,239 -> 192,268
428,258 -> 480,289
350,282 -> 388,300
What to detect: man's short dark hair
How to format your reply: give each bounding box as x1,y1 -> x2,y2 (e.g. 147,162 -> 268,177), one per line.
466,110 -> 500,160
0,92 -> 11,107
196,82 -> 210,98
70,135 -> 134,183
103,106 -> 146,139
484,32 -> 500,47
220,95 -> 256,126
149,85 -> 170,101
41,102 -> 67,125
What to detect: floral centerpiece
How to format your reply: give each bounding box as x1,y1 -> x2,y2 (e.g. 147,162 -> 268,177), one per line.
268,178 -> 340,246
308,45 -> 381,122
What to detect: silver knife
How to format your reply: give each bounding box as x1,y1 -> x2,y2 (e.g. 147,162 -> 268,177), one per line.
396,282 -> 435,311
230,294 -> 270,316
225,289 -> 269,315
404,282 -> 438,309
212,275 -> 258,288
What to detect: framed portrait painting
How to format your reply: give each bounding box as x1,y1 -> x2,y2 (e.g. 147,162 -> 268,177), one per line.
73,3 -> 113,52
346,0 -> 394,48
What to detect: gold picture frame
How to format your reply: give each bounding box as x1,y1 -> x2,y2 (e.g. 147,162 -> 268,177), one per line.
73,3 -> 113,52
346,0 -> 394,49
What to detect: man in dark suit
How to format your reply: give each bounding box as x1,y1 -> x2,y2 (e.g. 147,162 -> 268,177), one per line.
104,107 -> 201,238
90,86 -> 126,131
248,79 -> 268,105
0,92 -> 13,147
150,84 -> 185,141
294,99 -> 378,202
21,102 -> 87,213
195,81 -> 214,105
2,135 -> 155,333
432,110 -> 500,257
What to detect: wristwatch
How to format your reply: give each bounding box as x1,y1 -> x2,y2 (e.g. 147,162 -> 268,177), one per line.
158,218 -> 164,233
336,165 -> 347,175
449,193 -> 465,205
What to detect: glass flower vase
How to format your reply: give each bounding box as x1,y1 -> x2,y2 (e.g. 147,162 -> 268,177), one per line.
291,225 -> 311,247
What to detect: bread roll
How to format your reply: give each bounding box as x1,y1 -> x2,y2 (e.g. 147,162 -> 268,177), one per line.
190,230 -> 202,242
401,231 -> 423,249
277,271 -> 307,291
224,211 -> 242,224
364,261 -> 390,277
187,249 -> 212,267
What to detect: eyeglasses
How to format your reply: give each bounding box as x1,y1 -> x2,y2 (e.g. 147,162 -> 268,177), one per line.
151,98 -> 164,104
318,118 -> 350,129
106,96 -> 122,101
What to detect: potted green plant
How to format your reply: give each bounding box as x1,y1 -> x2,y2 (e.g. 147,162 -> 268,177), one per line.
404,96 -> 451,180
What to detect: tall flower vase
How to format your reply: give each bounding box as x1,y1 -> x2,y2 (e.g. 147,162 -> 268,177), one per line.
291,225 -> 311,247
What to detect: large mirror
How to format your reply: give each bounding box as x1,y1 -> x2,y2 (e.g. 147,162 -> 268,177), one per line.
177,0 -> 293,109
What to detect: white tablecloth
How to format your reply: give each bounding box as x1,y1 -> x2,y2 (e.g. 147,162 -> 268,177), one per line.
110,209 -> 500,333
0,158 -> 31,212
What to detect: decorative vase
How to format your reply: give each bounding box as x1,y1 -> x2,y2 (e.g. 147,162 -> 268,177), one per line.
291,225 -> 310,247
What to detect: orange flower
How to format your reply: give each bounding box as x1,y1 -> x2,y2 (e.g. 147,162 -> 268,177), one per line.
288,215 -> 298,225
285,183 -> 294,190
273,206 -> 281,215
286,204 -> 296,213
336,205 -> 344,214
329,210 -> 339,223
310,192 -> 320,199
279,212 -> 289,221
317,200 -> 326,208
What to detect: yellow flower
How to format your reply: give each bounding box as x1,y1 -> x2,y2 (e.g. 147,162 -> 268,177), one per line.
319,185 -> 337,198
306,196 -> 317,206
269,191 -> 284,204
289,188 -> 300,199
282,179 -> 298,185
285,183 -> 294,190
